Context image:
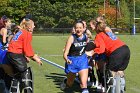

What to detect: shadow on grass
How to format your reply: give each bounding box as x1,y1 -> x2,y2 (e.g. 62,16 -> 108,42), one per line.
45,73 -> 102,93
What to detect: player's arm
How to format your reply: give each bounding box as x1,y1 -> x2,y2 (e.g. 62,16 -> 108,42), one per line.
94,35 -> 105,54
86,29 -> 93,39
63,35 -> 73,64
23,32 -> 42,65
1,28 -> 7,45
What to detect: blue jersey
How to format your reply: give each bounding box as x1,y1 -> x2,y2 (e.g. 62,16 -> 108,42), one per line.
0,42 -> 7,64
68,34 -> 87,56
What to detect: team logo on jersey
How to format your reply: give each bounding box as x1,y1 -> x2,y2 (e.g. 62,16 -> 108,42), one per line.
74,42 -> 86,47
12,31 -> 22,41
106,32 -> 117,40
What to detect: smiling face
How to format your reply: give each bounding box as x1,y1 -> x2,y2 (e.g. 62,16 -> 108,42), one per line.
75,23 -> 84,37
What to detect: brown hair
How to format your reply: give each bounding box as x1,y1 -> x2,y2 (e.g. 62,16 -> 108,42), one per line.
96,16 -> 106,23
95,16 -> 106,33
90,20 -> 97,25
0,18 -> 10,30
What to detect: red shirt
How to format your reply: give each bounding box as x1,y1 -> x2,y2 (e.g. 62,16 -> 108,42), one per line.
8,29 -> 34,57
94,32 -> 125,56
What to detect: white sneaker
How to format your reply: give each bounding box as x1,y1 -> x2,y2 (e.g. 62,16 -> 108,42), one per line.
96,84 -> 105,92
87,80 -> 98,87
82,89 -> 89,93
60,78 -> 67,91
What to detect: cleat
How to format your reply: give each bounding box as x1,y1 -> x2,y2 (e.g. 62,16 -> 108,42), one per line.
60,78 -> 67,91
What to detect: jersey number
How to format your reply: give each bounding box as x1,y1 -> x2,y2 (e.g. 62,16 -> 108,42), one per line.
80,47 -> 85,55
106,32 -> 117,40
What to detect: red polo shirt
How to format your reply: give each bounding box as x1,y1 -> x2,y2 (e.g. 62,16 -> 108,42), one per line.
8,29 -> 34,57
94,32 -> 125,56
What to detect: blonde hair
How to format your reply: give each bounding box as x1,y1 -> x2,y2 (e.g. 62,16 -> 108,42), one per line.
20,19 -> 34,32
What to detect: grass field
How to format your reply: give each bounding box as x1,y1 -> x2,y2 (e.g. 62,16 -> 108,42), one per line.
28,35 -> 140,93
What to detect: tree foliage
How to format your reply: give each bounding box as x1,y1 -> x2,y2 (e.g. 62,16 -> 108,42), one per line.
0,0 -> 138,31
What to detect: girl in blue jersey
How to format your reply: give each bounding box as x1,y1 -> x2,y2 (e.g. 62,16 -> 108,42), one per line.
61,20 -> 89,93
0,15 -> 13,92
0,16 -> 13,74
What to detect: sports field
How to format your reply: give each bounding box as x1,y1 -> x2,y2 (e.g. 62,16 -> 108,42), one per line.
28,35 -> 140,93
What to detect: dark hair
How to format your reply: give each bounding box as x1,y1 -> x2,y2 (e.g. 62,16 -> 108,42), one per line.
1,15 -> 8,20
0,19 -> 4,30
0,15 -> 10,30
11,25 -> 20,34
74,19 -> 84,28
25,14 -> 32,21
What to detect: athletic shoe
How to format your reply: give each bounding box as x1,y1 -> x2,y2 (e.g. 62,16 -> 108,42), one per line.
82,89 -> 89,93
87,80 -> 98,88
60,77 -> 67,91
96,84 -> 105,93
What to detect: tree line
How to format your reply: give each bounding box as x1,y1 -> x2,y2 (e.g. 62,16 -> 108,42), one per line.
0,0 -> 140,32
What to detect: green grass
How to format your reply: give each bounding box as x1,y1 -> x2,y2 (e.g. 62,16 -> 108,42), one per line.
28,35 -> 140,93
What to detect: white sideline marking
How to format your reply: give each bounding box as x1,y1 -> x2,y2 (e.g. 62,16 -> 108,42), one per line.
43,54 -> 62,57
130,87 -> 140,93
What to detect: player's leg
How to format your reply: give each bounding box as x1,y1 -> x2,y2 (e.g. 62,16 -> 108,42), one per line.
88,57 -> 97,87
79,69 -> 89,93
60,72 -> 76,90
7,52 -> 33,93
21,67 -> 33,93
109,45 -> 130,92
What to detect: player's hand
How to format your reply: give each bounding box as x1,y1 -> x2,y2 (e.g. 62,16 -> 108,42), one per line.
26,56 -> 30,63
37,60 -> 43,66
32,54 -> 43,66
66,59 -> 72,64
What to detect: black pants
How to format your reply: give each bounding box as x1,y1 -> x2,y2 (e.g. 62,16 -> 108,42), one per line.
108,45 -> 130,71
6,52 -> 28,74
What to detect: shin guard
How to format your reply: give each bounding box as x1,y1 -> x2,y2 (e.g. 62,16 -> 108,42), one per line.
10,78 -> 20,93
21,67 -> 33,93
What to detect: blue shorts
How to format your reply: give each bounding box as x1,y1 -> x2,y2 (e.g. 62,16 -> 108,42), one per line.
0,42 -> 7,64
65,54 -> 88,74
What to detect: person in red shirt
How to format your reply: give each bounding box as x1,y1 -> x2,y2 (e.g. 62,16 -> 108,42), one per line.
6,18 -> 42,93
90,16 -> 130,92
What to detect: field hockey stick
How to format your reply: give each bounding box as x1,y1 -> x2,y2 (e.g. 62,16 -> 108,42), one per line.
40,57 -> 65,70
40,57 -> 81,83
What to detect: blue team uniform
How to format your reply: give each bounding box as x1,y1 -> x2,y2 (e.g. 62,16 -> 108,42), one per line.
65,34 -> 88,74
0,36 -> 7,64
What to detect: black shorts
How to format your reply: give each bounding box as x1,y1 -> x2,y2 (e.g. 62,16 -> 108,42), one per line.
6,52 -> 28,73
108,45 -> 130,71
